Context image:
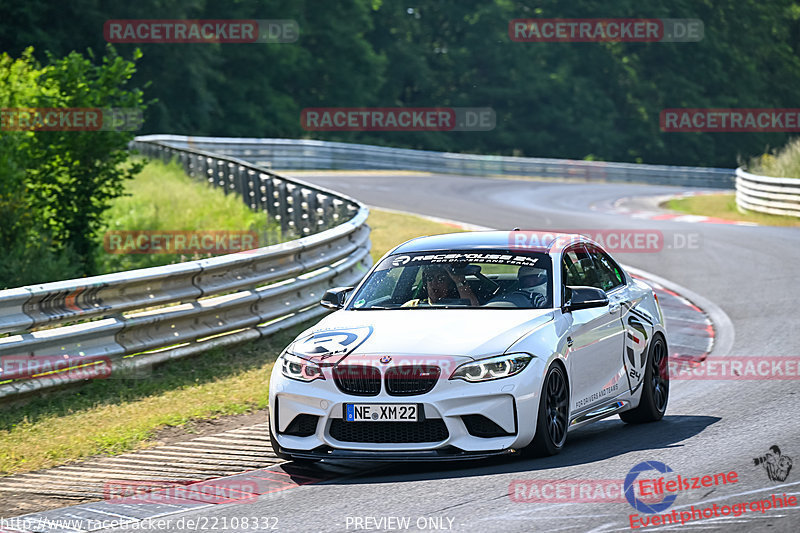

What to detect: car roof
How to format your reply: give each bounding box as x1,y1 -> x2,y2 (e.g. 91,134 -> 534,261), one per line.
392,230 -> 586,254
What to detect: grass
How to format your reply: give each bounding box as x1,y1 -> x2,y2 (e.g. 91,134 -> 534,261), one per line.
0,332 -> 291,475
665,193 -> 800,227
749,137 -> 800,179
0,207 -> 464,476
366,208 -> 465,263
96,159 -> 279,274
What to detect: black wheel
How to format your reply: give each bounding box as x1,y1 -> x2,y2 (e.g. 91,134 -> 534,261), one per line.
521,363 -> 569,457
620,334 -> 669,424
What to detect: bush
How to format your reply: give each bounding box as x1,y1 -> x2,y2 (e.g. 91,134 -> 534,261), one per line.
749,137 -> 800,179
0,46 -> 147,288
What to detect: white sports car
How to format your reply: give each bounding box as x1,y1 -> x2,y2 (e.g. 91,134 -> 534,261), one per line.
268,231 -> 669,461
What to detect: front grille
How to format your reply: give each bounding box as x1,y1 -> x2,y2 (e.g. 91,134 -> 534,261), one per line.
333,365 -> 381,396
329,419 -> 449,443
282,414 -> 319,437
385,365 -> 440,396
461,414 -> 514,438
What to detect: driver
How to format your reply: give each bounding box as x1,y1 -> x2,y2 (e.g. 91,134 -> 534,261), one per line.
516,266 -> 548,307
402,264 -> 479,307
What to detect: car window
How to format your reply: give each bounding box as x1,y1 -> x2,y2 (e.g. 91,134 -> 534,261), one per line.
562,245 -> 599,287
348,250 -> 553,309
365,267 -> 403,301
587,245 -> 625,292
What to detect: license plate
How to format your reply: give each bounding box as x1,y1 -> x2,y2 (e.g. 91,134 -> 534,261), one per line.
344,403 -> 419,422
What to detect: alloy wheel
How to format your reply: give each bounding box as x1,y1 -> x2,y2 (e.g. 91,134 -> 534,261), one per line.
545,367 -> 569,446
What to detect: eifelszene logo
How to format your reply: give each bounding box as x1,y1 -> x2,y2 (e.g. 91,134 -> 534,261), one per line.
625,461 -> 678,514
625,460 -> 740,517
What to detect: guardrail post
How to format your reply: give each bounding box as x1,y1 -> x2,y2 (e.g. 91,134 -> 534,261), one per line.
246,168 -> 257,210
307,190 -> 323,234
289,184 -> 304,236
275,179 -> 290,236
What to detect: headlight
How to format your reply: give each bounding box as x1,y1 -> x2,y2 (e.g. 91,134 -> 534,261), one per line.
280,352 -> 325,382
450,353 -> 532,382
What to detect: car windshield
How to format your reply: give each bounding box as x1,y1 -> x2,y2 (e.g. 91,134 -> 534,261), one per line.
348,250 -> 552,310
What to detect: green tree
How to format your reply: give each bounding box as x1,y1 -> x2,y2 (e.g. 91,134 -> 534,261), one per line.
3,0 -> 800,166
0,46 -> 147,286
0,48 -> 80,287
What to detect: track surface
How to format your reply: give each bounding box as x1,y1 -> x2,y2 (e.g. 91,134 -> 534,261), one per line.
16,174 -> 800,532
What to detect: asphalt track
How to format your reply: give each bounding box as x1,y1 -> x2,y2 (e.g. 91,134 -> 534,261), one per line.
19,174 -> 800,532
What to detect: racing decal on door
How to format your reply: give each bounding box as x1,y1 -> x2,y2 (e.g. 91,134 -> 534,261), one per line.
289,326 -> 373,365
623,315 -> 651,393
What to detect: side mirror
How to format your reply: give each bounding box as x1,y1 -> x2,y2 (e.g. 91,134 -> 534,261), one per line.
563,286 -> 609,312
320,287 -> 354,310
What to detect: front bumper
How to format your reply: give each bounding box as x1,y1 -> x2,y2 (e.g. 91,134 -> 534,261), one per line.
268,355 -> 545,458
280,446 -> 515,462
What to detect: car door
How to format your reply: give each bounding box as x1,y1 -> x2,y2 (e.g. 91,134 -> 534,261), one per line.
586,244 -> 654,394
563,244 -> 626,414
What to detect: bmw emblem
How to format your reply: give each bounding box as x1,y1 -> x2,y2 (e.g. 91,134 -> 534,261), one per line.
380,355 -> 392,364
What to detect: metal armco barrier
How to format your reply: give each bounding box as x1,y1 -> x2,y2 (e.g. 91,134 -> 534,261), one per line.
140,134 -> 736,189
0,137 -> 372,400
735,167 -> 800,218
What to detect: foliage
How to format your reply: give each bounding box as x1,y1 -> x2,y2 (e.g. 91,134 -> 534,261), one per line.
96,159 -> 278,273
0,46 -> 146,287
3,0 -> 800,167
749,137 -> 800,178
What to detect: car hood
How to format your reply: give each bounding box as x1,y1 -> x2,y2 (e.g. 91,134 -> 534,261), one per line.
291,308 -> 554,362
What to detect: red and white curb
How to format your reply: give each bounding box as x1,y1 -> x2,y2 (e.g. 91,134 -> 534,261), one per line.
604,192 -> 757,226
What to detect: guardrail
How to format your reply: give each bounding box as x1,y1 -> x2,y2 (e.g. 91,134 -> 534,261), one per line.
735,167 -> 800,218
139,134 -> 736,189
0,137 -> 372,400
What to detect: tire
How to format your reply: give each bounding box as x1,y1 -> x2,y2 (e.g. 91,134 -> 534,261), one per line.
520,363 -> 569,457
620,334 -> 669,424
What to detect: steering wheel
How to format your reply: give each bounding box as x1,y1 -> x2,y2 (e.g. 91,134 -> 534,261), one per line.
515,290 -> 547,308
529,292 -> 547,308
